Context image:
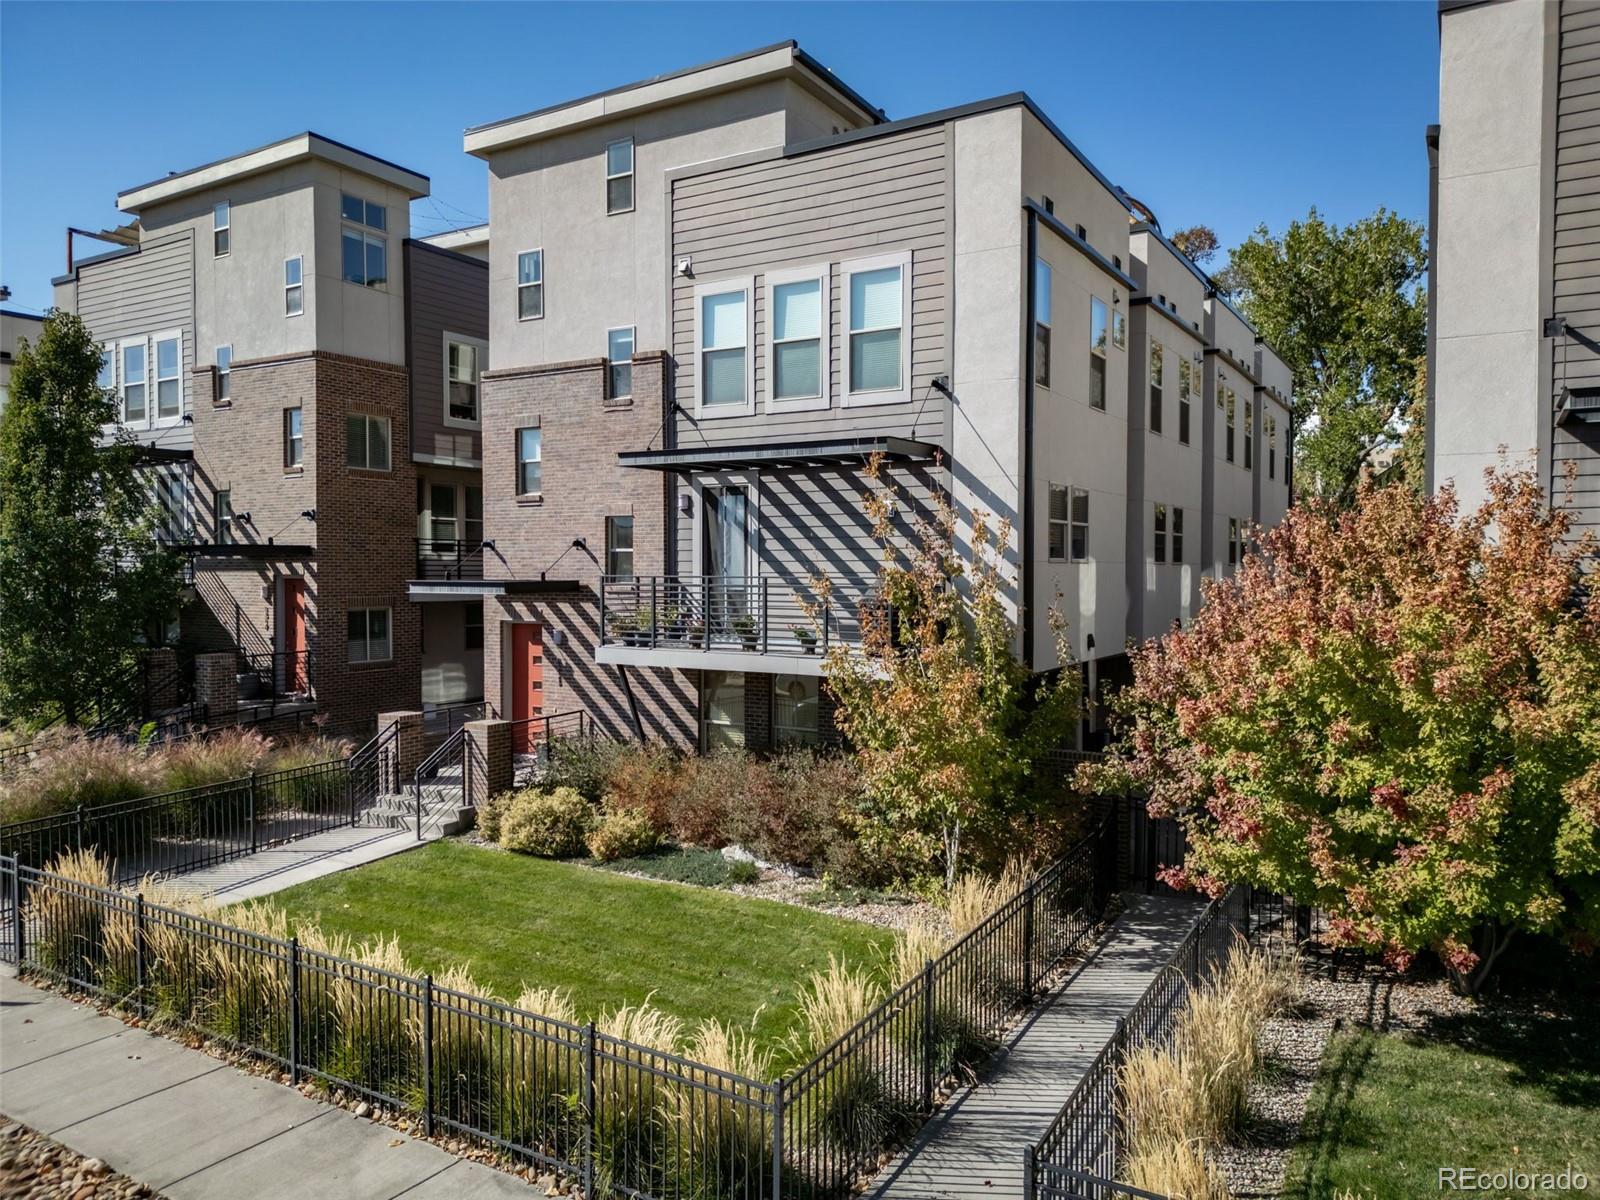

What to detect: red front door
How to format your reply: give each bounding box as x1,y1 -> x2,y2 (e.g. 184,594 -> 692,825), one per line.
510,623 -> 543,753
282,579 -> 309,692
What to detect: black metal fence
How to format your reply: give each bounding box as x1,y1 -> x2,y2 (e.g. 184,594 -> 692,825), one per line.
598,574 -> 877,657
0,807 -> 1121,1200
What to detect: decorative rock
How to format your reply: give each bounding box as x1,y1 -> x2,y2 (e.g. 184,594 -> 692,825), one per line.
353,1103 -> 372,1119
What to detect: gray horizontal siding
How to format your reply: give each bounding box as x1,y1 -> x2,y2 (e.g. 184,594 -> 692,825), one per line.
407,242 -> 488,464
1556,0 -> 1600,536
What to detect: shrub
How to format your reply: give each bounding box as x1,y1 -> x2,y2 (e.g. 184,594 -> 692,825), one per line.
595,1000 -> 684,1189
498,787 -> 595,858
796,954 -> 883,1056
889,916 -> 949,989
264,734 -> 354,772
327,934 -> 417,1099
598,846 -> 731,886
604,743 -> 687,834
666,1019 -> 775,1186
541,735 -> 630,803
1125,1137 -> 1232,1200
0,733 -> 160,823
726,859 -> 760,886
27,848 -> 115,984
586,806 -> 660,862
726,749 -> 859,868
497,986 -> 583,1157
161,727 -> 270,792
668,751 -> 744,847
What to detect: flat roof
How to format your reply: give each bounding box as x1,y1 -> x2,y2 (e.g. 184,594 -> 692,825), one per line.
418,224 -> 489,255
465,41 -> 884,158
119,132 -> 430,213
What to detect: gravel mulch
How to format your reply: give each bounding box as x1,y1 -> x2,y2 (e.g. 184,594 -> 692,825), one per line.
0,1120 -> 163,1199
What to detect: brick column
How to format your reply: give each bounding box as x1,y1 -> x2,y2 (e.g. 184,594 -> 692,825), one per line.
193,653 -> 238,726
377,711 -> 425,792
142,647 -> 180,715
463,719 -> 513,812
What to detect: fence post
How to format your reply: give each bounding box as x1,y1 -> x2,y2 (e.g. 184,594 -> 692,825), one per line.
422,974 -> 435,1137
770,1075 -> 785,1200
921,958 -> 936,1112
413,775 -> 422,844
134,893 -> 147,1016
1192,923 -> 1201,983
1022,882 -> 1036,998
11,862 -> 23,963
248,772 -> 258,854
76,804 -> 85,852
1110,1017 -> 1128,1173
289,936 -> 301,1085
1022,1144 -> 1037,1200
582,1021 -> 597,1198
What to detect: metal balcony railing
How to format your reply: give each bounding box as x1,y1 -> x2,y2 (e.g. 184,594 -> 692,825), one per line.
598,573 -> 877,656
415,538 -> 484,580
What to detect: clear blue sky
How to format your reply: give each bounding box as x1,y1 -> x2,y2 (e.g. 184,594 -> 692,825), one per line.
0,1 -> 1439,316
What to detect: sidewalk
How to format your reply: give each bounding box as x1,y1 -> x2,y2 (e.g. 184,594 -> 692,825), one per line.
0,971 -> 530,1199
164,824 -> 429,905
867,891 -> 1201,1200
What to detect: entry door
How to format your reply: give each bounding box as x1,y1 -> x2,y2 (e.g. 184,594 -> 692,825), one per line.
702,484 -> 751,628
510,623 -> 544,753
282,579 -> 308,692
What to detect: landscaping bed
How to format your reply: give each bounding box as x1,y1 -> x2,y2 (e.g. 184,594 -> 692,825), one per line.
0,1119 -> 162,1199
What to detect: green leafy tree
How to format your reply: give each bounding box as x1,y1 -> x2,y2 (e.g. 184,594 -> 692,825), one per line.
1218,207 -> 1426,505
1083,468 -> 1600,993
1169,225 -> 1220,266
817,456 -> 1080,889
0,311 -> 182,726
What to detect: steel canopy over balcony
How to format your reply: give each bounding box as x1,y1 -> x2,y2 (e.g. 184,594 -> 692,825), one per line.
617,434 -> 938,474
597,573 -> 878,676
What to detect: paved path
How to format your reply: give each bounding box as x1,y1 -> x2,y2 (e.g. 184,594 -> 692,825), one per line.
0,971 -> 530,1199
868,892 -> 1201,1200
163,824 -> 432,905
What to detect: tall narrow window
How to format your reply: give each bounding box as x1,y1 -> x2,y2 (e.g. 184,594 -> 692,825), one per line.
284,257 -> 304,317
1048,483 -> 1070,561
1149,341 -> 1164,434
284,407 -> 303,468
213,201 -> 231,257
465,486 -> 483,546
1069,486 -> 1090,561
121,342 -> 146,424
340,192 -> 387,287
769,271 -> 825,406
1153,503 -> 1168,563
606,515 -> 635,579
346,413 -> 391,471
1244,401 -> 1254,469
1268,417 -> 1277,479
1034,258 -> 1052,386
845,253 -> 909,403
429,483 -> 458,543
607,326 -> 634,400
698,285 -> 749,411
215,489 -> 234,545
97,349 -> 115,391
1226,390 -> 1237,462
445,336 -> 484,424
701,671 -> 746,752
153,472 -> 189,543
1112,308 -> 1127,350
464,605 -> 484,651
347,608 -> 392,663
1172,506 -> 1185,563
517,249 -> 543,320
1089,297 -> 1108,410
1178,359 -> 1193,445
1228,517 -> 1240,566
774,674 -> 820,746
606,137 -> 634,214
516,427 -> 542,496
216,345 -> 232,402
155,336 -> 181,419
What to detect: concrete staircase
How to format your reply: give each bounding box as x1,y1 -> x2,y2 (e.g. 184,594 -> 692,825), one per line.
359,761 -> 474,838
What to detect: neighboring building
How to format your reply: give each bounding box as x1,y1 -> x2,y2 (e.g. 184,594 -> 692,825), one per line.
464,41 -> 1293,751
51,133 -> 488,731
1429,0 -> 1600,547
0,309 -> 47,416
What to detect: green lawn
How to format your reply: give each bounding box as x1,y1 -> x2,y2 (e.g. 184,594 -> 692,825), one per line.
1284,1007 -> 1600,1200
264,840 -> 896,1053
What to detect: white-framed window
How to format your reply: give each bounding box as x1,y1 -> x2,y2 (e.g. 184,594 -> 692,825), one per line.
517,249 -> 544,321
284,257 -> 304,317
516,426 -> 542,496
214,488 -> 234,546
1112,307 -> 1127,350
1153,503 -> 1168,564
1034,257 -> 1052,387
843,250 -> 912,406
1178,358 -> 1193,445
606,137 -> 634,215
1089,298 -> 1108,411
120,341 -> 147,425
695,278 -> 752,416
606,515 -> 634,578
347,607 -> 392,664
443,332 -> 486,427
775,673 -> 821,746
1149,340 -> 1164,434
607,326 -> 634,400
1048,483 -> 1089,562
284,407 -> 303,468
1173,506 -> 1185,563
216,345 -> 232,402
97,349 -> 115,391
346,412 -> 391,471
765,264 -> 829,412
213,201 -> 231,257
154,334 -> 182,421
701,670 -> 746,752
340,192 -> 388,288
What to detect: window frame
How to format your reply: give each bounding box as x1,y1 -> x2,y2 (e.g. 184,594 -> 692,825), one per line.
151,469 -> 191,545
516,248 -> 544,321
1178,357 -> 1193,445
1267,415 -> 1277,479
1149,340 -> 1164,434
152,331 -> 183,425
693,276 -> 754,418
1244,399 -> 1254,470
442,331 -> 487,429
1225,389 -> 1237,463
213,201 -> 231,258
764,263 -> 830,413
118,338 -> 148,426
347,607 -> 393,665
607,325 -> 635,402
1228,517 -> 1241,566
339,192 -> 388,290
605,137 -> 635,216
1153,503 -> 1168,564
1069,485 -> 1090,561
346,412 -> 392,473
1112,307 -> 1127,351
214,488 -> 234,546
842,249 -> 913,407
283,407 -> 303,470
463,604 -> 484,652
605,515 -> 635,579
774,673 -> 821,747
1033,257 -> 1052,388
284,256 -> 304,317
515,426 -> 542,498
215,344 -> 232,403
1088,296 -> 1108,411
700,670 -> 746,753
1172,506 -> 1185,563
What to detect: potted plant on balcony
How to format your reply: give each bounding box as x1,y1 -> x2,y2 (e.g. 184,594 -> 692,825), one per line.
790,624 -> 819,654
605,609 -> 635,646
687,619 -> 706,647
630,605 -> 656,647
731,614 -> 760,651
660,604 -> 684,641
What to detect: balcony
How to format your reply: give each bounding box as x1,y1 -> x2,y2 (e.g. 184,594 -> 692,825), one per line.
415,539 -> 484,581
597,574 -> 876,675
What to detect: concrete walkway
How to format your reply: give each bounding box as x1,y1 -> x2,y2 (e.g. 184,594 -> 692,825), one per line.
162,824 -> 434,905
868,892 -> 1201,1200
0,971 -> 530,1199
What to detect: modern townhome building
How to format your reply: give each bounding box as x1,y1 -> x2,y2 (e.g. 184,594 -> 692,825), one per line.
50,133 -> 489,730
0,308 -> 47,416
463,41 -> 1293,752
1428,0 -> 1600,547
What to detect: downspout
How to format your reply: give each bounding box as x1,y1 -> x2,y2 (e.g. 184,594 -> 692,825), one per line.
1022,207 -> 1038,671
1424,123 -> 1440,496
